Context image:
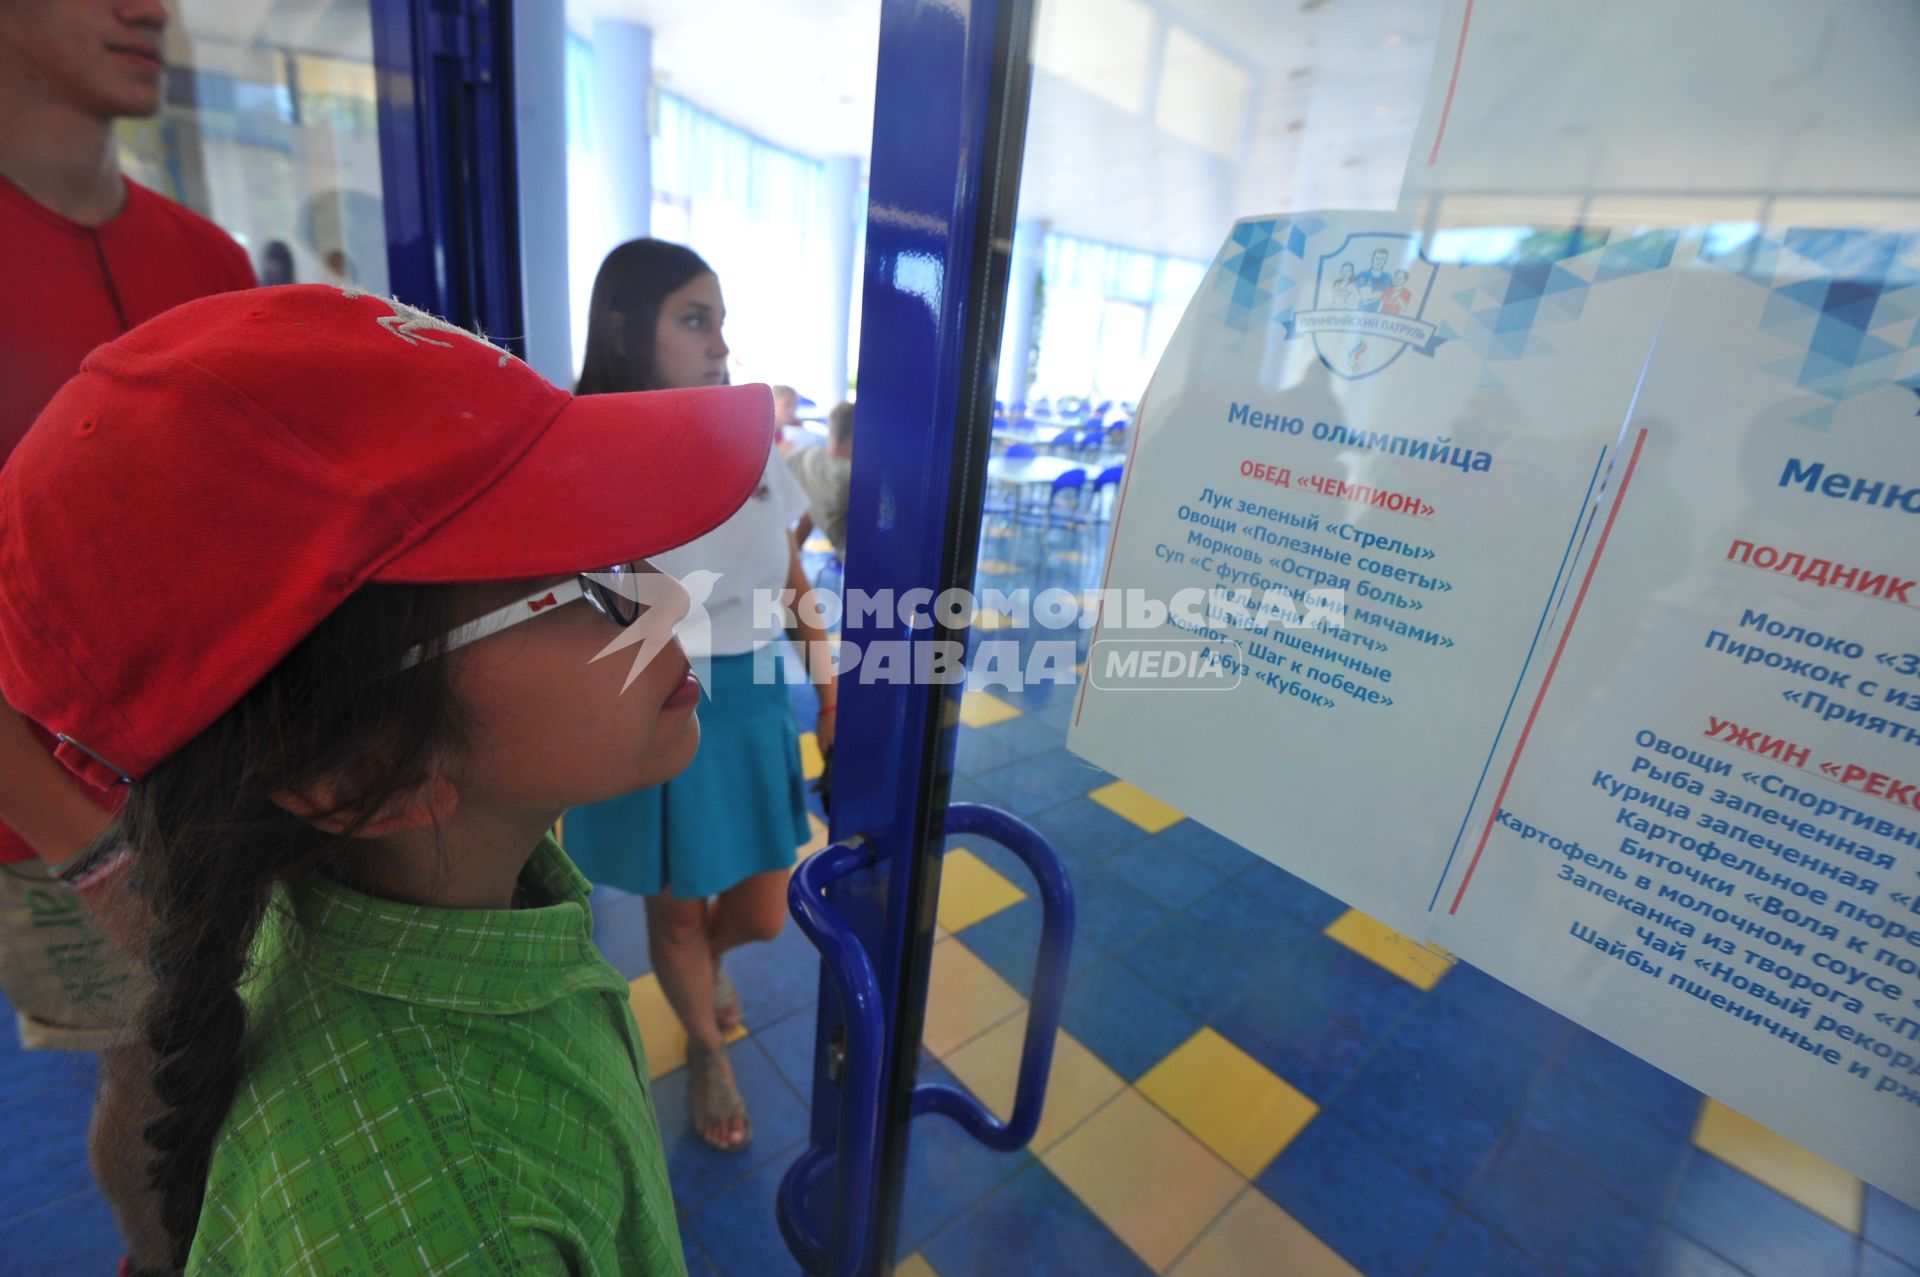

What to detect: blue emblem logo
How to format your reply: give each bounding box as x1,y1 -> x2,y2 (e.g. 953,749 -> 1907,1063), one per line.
1284,233 -> 1446,380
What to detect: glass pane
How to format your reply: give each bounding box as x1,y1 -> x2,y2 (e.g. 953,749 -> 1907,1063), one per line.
118,1 -> 388,292
934,3 -> 1920,1276
535,3 -> 881,1268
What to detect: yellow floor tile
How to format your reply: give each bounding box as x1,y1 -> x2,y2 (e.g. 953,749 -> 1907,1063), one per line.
971,609 -> 1016,632
943,1012 -> 1125,1152
797,811 -> 830,859
1170,1189 -> 1362,1277
1137,1028 -> 1319,1178
977,558 -> 1020,575
1050,549 -> 1086,564
803,534 -> 835,554
958,689 -> 1022,727
984,523 -> 1013,539
921,938 -> 1027,1058
895,1255 -> 939,1277
1323,909 -> 1454,991
627,974 -> 746,1080
1692,1099 -> 1862,1231
935,847 -> 1028,933
1041,1088 -> 1246,1272
1088,779 -> 1185,834
798,731 -> 824,781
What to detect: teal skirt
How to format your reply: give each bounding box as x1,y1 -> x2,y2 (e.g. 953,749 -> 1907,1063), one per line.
562,650 -> 813,899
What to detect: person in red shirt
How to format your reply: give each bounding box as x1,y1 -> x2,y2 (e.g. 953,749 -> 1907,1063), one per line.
0,3 -> 254,1273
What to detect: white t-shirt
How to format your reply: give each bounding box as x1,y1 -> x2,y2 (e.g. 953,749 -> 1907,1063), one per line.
656,448 -> 809,658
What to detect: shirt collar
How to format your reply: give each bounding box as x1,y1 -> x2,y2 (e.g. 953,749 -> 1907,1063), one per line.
278,837 -> 625,1014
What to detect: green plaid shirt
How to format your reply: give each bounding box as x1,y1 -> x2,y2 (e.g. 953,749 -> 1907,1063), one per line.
188,839 -> 686,1276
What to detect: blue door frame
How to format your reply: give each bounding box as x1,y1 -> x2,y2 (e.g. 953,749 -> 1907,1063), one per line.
371,0 -> 524,346
777,1 -> 1077,1273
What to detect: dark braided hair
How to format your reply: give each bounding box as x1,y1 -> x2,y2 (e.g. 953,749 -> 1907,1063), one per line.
576,238 -> 713,395
105,583 -> 474,1267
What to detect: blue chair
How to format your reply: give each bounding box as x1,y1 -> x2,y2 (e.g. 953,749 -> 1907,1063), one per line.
1046,427 -> 1080,454
1081,464 -> 1124,524
1017,466 -> 1087,535
1003,442 -> 1036,459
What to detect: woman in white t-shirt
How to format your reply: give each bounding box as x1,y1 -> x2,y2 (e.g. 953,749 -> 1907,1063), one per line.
564,240 -> 837,1152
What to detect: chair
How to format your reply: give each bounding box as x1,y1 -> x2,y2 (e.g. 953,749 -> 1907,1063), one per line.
1046,427 -> 1080,455
1081,464 -> 1124,524
1003,442 -> 1036,459
1017,466 -> 1087,535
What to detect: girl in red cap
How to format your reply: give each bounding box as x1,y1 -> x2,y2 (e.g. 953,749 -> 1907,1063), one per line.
0,284 -> 775,1274
564,240 -> 838,1154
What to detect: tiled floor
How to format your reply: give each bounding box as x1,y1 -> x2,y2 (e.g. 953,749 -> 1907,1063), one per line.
4,525 -> 1919,1275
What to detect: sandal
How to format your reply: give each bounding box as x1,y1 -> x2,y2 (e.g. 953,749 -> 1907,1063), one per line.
714,965 -> 742,1033
687,1044 -> 753,1153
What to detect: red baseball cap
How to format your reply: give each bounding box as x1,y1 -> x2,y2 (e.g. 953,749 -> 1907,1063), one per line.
0,284 -> 773,786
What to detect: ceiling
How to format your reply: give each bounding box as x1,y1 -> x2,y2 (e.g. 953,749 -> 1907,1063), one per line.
169,0 -> 1447,263
570,0 -> 1446,261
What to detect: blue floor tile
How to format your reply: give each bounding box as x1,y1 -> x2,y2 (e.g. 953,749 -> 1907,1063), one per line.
1257,1115 -> 1454,1277
679,1215 -> 721,1276
1153,818 -> 1260,879
1069,862 -> 1172,962
753,1008 -> 819,1100
589,884 -> 653,979
1228,855 -> 1349,927
1864,1247 -> 1920,1277
1060,956 -> 1202,1080
954,726 -> 1020,777
1102,839 -> 1227,911
921,1162 -> 1153,1277
953,898 -> 1046,992
1212,982 -> 1387,1101
723,924 -> 823,1029
1275,937 -> 1430,1035
1421,1211 -> 1554,1277
1516,1066 -> 1689,1217
964,714 -> 1071,764
1423,961 -> 1572,1056
1179,877 -> 1324,970
3,1185 -> 124,1274
1867,1187 -> 1920,1267
895,1069 -> 1035,1257
654,1038 -> 813,1209
1118,915 -> 1285,1024
0,1070 -> 101,1218
1666,1151 -> 1856,1277
1022,797 -> 1153,868
973,751 -> 1111,820
1326,1056 -> 1507,1198
1640,1226 -> 1753,1277
1464,1131 -> 1658,1277
1554,1027 -> 1701,1137
686,1151 -> 805,1276
1376,997 -> 1554,1124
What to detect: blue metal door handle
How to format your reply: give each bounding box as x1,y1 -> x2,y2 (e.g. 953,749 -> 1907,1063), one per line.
778,804 -> 1075,1274
779,838 -> 887,1277
912,803 -> 1075,1151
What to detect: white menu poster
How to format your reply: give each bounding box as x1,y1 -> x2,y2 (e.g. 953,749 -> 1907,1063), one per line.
1069,213 -> 1920,1201
1070,210 -> 1679,937
1431,233 -> 1920,1201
